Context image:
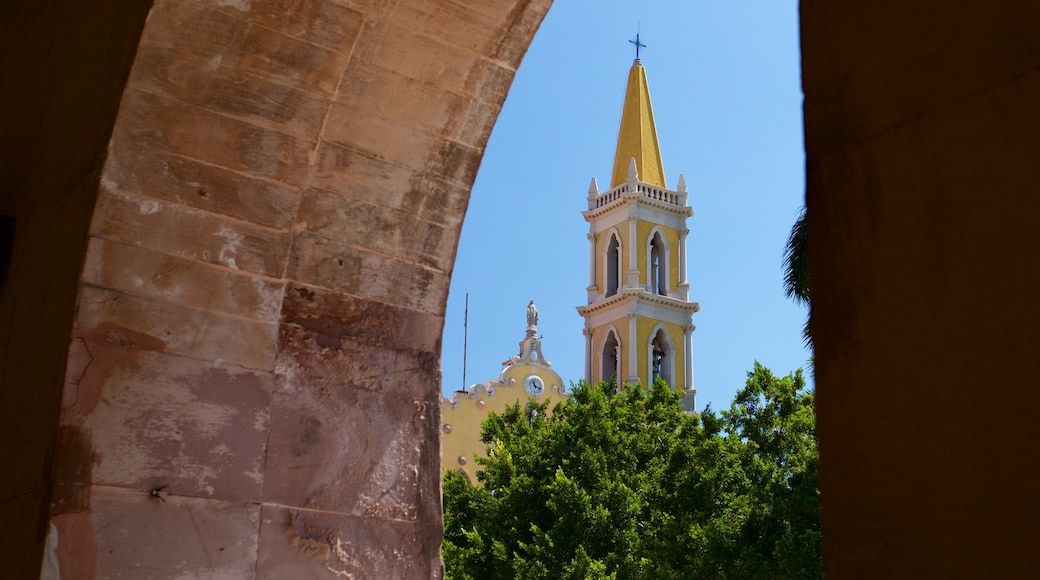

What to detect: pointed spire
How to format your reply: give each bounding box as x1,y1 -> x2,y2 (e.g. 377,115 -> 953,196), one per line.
676,172 -> 689,206
610,60 -> 666,189
627,157 -> 639,182
588,176 -> 600,197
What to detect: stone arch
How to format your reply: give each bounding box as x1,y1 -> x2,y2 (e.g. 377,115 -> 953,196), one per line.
2,0 -> 552,577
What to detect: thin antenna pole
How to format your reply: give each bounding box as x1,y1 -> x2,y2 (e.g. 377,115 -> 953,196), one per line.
462,293 -> 469,391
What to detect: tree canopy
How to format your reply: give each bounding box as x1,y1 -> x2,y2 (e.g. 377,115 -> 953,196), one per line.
442,364 -> 820,579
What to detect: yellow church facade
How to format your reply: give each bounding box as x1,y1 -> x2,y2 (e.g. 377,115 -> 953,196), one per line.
440,302 -> 567,484
577,58 -> 700,412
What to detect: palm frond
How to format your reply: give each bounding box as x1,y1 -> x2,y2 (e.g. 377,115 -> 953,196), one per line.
784,207 -> 813,350
783,207 -> 810,307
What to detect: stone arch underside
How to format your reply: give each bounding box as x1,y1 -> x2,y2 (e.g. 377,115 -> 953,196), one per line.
2,0 -> 552,577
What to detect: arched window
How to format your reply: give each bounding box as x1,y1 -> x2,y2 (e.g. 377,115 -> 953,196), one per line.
650,327 -> 673,388
649,230 -> 667,296
602,330 -> 620,387
606,233 -> 621,297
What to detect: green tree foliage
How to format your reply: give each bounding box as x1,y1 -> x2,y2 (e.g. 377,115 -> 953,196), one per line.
442,364 -> 820,579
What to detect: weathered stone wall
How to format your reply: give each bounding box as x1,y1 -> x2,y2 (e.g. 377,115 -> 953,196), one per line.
3,0 -> 550,577
802,1 -> 1040,576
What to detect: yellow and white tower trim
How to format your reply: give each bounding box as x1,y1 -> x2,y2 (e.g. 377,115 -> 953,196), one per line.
577,58 -> 700,412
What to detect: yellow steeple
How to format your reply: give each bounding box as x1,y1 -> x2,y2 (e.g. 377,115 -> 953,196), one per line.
610,59 -> 667,189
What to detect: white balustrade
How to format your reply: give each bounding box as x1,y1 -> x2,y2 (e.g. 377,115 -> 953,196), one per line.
591,181 -> 684,209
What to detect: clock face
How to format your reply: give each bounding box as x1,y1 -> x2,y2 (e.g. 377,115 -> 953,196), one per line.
524,375 -> 545,397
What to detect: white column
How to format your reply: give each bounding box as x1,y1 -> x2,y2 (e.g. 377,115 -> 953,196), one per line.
583,327 -> 592,384
627,313 -> 639,385
626,216 -> 639,288
684,324 -> 694,389
682,323 -> 696,412
678,226 -> 690,300
587,230 -> 597,302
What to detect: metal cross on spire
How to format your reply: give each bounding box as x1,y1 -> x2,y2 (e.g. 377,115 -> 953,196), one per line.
629,28 -> 647,59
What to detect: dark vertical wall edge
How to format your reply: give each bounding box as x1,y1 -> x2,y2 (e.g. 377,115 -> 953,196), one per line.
0,2 -> 154,577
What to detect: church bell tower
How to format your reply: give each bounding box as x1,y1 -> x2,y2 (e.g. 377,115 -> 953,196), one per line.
576,57 -> 700,411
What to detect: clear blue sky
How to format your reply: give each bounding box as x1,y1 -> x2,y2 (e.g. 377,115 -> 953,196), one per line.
440,1 -> 809,412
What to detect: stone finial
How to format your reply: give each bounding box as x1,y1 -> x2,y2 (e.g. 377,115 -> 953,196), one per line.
588,176 -> 599,197
677,172 -> 687,193
627,157 -> 639,182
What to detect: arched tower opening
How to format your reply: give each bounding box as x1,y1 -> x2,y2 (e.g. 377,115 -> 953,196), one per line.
649,326 -> 674,387
602,330 -> 620,386
606,232 -> 621,297
649,230 -> 668,296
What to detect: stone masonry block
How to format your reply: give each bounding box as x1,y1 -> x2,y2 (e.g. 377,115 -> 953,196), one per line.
205,0 -> 364,53
333,61 -> 502,151
462,57 -> 518,107
480,0 -> 552,64
355,19 -> 481,97
60,490 -> 261,579
275,324 -> 438,401
91,187 -> 291,278
402,174 -> 472,230
451,0 -> 548,21
103,136 -> 300,231
311,140 -> 480,229
129,40 -> 333,140
442,98 -> 502,151
264,369 -> 438,520
424,135 -> 485,187
113,89 -> 312,187
333,62 -> 459,138
382,1 -> 503,56
144,0 -> 349,96
312,141 -> 415,207
82,237 -> 286,323
266,336 -> 440,517
391,0 -> 549,66
281,282 -> 442,355
57,349 -> 272,502
295,187 -> 455,272
287,232 -> 450,314
76,286 -> 279,370
255,505 -> 439,579
320,106 -> 440,175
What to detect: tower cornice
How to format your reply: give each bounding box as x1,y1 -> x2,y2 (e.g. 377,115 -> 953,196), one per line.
583,180 -> 692,221
576,288 -> 700,316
